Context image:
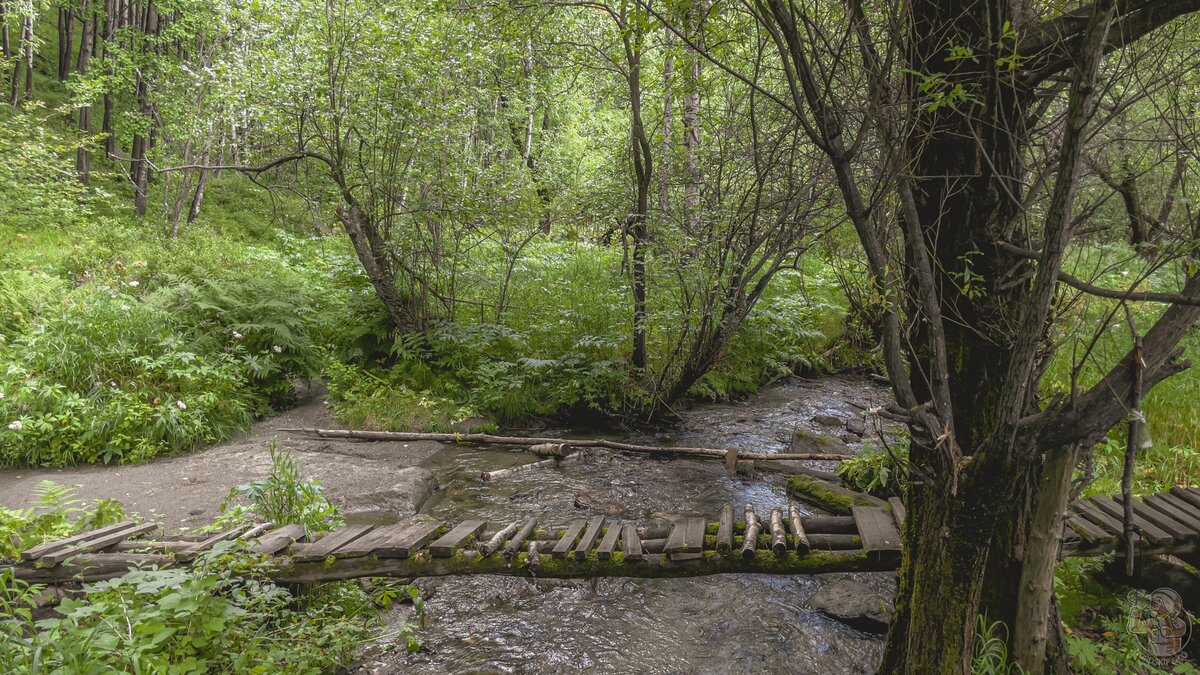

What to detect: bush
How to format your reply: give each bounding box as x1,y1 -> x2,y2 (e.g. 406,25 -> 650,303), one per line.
837,439 -> 909,498
0,481 -> 125,560
216,442 -> 344,533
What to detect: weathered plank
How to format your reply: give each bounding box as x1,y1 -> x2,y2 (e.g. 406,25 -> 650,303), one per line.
290,525 -> 375,562
621,523 -> 643,560
1074,498 -> 1126,536
788,503 -> 811,554
429,520 -> 487,558
1065,514 -> 1114,545
502,518 -> 538,558
1091,496 -> 1172,544
377,521 -> 444,558
552,520 -> 587,559
574,516 -> 606,560
1147,494 -> 1200,532
888,497 -> 906,531
685,517 -> 706,553
597,523 -> 622,559
1173,487 -> 1200,511
336,523 -> 417,558
851,506 -> 901,552
251,524 -> 306,555
21,520 -> 140,561
1130,499 -> 1194,540
41,523 -> 158,565
176,525 -> 252,561
715,504 -> 734,553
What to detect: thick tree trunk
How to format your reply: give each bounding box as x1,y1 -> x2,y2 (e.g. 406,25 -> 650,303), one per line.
336,201 -> 416,332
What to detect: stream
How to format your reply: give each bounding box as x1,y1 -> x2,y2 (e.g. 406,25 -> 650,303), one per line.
363,376 -> 896,674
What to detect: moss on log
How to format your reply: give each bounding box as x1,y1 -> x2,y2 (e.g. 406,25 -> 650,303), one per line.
786,475 -> 887,515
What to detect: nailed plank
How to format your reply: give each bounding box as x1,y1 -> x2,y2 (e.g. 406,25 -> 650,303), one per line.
334,523 -> 417,558
664,518 -> 688,554
1066,514 -> 1115,545
685,517 -> 706,553
1148,494 -> 1200,532
597,523 -> 622,559
574,516 -> 606,560
251,524 -> 306,555
621,523 -> 643,560
1131,498 -> 1194,540
42,522 -> 158,565
176,525 -> 252,561
851,506 -> 901,551
376,521 -> 444,558
1091,496 -> 1172,544
21,520 -> 139,561
290,525 -> 374,562
888,497 -> 907,531
716,504 -> 734,554
429,520 -> 487,558
1074,498 -> 1126,536
552,519 -> 587,559
1172,487 -> 1200,511
503,518 -> 538,558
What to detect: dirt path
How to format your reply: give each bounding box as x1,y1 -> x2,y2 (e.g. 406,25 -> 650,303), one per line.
0,386 -> 446,532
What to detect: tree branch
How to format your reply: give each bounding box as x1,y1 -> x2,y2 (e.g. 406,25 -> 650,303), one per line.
997,241 -> 1200,306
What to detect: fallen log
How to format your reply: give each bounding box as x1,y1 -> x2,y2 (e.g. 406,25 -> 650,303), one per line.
786,475 -> 889,515
481,453 -> 580,481
278,428 -> 854,462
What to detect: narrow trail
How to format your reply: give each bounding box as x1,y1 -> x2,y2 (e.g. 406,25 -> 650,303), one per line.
0,385 -> 445,531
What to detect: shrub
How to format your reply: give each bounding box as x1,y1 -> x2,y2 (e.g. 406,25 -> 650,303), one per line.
837,439 -> 909,498
216,442 -> 344,533
0,481 -> 124,560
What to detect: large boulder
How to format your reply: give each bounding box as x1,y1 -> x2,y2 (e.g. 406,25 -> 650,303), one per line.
806,577 -> 894,633
341,466 -> 438,518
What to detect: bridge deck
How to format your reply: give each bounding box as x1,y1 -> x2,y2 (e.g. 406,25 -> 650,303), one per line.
7,487 -> 1200,584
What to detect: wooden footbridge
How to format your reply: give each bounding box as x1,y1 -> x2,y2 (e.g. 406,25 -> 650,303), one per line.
8,487 -> 1200,585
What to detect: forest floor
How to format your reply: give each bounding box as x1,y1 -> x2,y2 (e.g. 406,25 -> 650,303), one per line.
0,385 -> 446,532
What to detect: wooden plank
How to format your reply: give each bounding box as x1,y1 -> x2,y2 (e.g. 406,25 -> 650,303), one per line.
176,525 -> 251,561
1065,514 -> 1115,545
41,522 -> 158,565
1147,494 -> 1200,532
21,520 -> 140,560
429,520 -> 486,558
851,506 -> 901,551
1074,498 -> 1126,536
1091,497 -> 1172,544
888,497 -> 907,531
664,518 -> 688,554
552,520 -> 587,559
1131,498 -> 1196,540
1172,487 -> 1200,511
788,503 -> 811,554
597,523 -> 622,559
334,523 -> 416,558
574,516 -> 606,560
376,521 -> 444,558
716,504 -> 734,553
621,523 -> 643,560
251,524 -> 306,555
289,525 -> 375,562
685,517 -> 706,553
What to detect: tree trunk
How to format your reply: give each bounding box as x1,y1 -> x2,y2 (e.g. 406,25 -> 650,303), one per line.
1,1 -> 10,58
187,129 -> 225,224
58,8 -> 73,81
76,0 -> 93,183
621,7 -> 652,371
682,0 -> 704,237
659,26 -> 673,215
336,201 -> 416,332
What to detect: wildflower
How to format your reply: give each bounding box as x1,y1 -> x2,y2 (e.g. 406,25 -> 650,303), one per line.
272,345 -> 283,353
7,420 -> 22,430
121,304 -> 130,311
232,331 -> 244,340
127,280 -> 140,287
176,400 -> 187,411
0,392 -> 4,399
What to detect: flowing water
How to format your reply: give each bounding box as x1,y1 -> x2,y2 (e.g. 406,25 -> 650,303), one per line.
365,376 -> 897,674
